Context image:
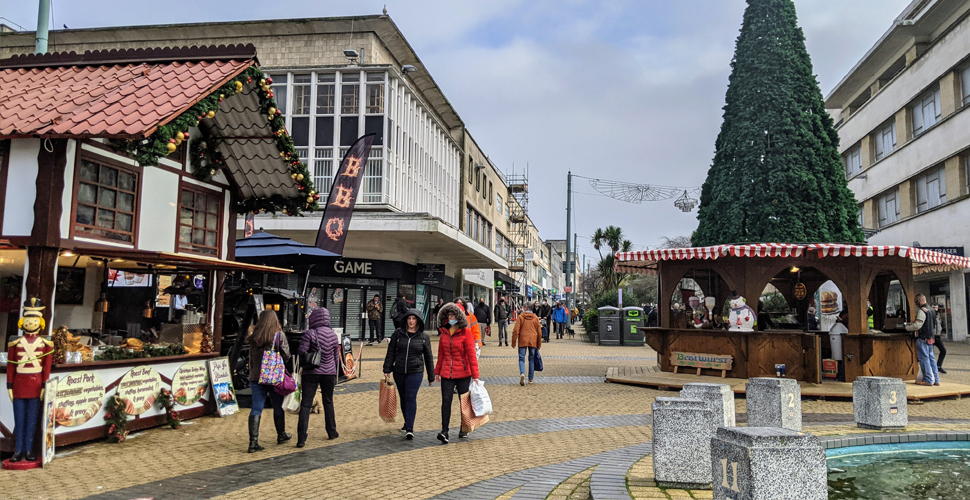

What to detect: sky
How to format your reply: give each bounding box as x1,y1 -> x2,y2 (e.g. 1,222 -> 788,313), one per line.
0,0 -> 912,263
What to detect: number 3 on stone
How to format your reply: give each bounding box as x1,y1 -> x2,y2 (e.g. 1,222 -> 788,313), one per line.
889,391 -> 897,404
720,458 -> 740,492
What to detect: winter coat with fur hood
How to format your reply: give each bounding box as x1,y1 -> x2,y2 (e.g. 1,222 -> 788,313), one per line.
298,308 -> 342,376
434,303 -> 480,380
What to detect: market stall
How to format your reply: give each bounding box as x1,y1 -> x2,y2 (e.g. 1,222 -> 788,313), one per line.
615,243 -> 970,383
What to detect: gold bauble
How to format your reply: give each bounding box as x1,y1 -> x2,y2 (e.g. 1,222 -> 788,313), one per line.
234,81 -> 243,92
296,174 -> 304,181
205,110 -> 216,119
166,143 -> 177,154
176,131 -> 185,142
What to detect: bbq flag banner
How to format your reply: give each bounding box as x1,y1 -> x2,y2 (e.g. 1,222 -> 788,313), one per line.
315,133 -> 377,255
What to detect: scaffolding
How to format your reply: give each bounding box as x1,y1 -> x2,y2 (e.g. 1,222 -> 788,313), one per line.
506,163 -> 530,274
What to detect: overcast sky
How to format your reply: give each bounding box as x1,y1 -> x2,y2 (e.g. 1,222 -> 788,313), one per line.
2,0 -> 912,262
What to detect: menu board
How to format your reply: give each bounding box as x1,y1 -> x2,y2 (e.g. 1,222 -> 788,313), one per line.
54,371 -> 105,427
171,360 -> 210,407
117,366 -> 162,416
42,378 -> 58,467
207,357 -> 238,417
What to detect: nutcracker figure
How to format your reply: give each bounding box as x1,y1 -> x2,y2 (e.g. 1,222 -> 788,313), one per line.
5,298 -> 53,464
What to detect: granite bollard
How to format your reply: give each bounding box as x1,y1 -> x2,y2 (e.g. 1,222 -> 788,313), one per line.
681,382 -> 736,427
853,376 -> 907,430
652,397 -> 717,489
745,378 -> 801,431
710,427 -> 826,500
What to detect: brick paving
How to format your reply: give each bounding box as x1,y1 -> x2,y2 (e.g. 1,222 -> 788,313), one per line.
1,327 -> 967,500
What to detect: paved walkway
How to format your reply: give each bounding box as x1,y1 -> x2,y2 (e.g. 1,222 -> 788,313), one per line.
2,326 -> 969,499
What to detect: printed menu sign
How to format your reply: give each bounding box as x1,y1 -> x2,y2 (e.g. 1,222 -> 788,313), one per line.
117,366 -> 162,416
43,378 -> 58,467
207,357 -> 238,417
171,360 -> 210,407
54,371 -> 105,427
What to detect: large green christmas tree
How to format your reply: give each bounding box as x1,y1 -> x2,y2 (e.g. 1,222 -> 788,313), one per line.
692,0 -> 865,246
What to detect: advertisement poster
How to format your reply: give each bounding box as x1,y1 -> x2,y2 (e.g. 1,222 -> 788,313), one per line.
42,378 -> 58,467
117,366 -> 162,416
207,357 -> 238,417
171,361 -> 210,407
54,371 -> 105,427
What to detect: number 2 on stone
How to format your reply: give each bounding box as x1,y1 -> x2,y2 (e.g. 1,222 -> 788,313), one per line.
720,458 -> 740,492
788,392 -> 795,408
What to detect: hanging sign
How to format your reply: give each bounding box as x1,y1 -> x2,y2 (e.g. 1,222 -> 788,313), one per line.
54,370 -> 105,427
315,134 -> 377,255
117,366 -> 162,416
207,357 -> 239,417
171,360 -> 210,407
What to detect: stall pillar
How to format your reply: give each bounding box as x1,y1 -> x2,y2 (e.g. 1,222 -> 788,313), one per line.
212,271 -> 226,354
23,246 -> 58,334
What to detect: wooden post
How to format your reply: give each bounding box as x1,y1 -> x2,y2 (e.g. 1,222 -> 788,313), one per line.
24,246 -> 58,334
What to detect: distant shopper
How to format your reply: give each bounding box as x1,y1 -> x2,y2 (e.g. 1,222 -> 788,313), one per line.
553,302 -> 569,339
646,306 -> 658,327
247,310 -> 291,453
366,294 -> 384,345
391,292 -> 409,330
933,304 -> 947,374
434,303 -> 480,444
475,298 -> 492,346
512,302 -> 542,385
906,294 -> 940,386
296,307 -> 342,446
432,298 -> 445,331
465,301 -> 482,350
494,298 -> 510,346
383,309 -> 435,440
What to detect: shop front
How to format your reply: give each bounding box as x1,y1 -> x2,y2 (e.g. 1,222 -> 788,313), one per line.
461,268 -> 494,313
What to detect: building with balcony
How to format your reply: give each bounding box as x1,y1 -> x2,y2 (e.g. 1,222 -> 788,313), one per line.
826,0 -> 970,341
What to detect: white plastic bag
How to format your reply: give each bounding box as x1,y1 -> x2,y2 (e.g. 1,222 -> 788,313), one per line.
469,380 -> 492,416
283,367 -> 302,413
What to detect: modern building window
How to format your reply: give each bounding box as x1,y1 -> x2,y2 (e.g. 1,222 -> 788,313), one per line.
475,166 -> 481,191
468,158 -> 474,183
313,149 -> 334,204
962,65 -> 970,106
316,73 -> 335,114
845,145 -> 862,177
858,207 -> 864,228
269,74 -> 287,118
291,75 -> 311,115
74,157 -> 138,243
341,72 -> 360,115
876,188 -> 900,227
496,193 -> 503,215
915,165 -> 947,212
366,73 -> 385,114
178,187 -> 221,256
874,121 -> 896,161
912,88 -> 941,137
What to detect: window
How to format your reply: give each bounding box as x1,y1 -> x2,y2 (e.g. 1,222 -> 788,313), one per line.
269,74 -> 287,117
475,167 -> 480,191
915,165 -> 947,212
291,74 -> 311,115
366,73 -> 385,114
845,145 -> 862,177
313,149 -> 334,203
858,206 -> 864,228
874,121 -> 896,161
496,193 -> 503,215
877,188 -> 900,228
74,157 -> 138,243
179,188 -> 221,256
316,73 -> 335,114
341,72 -> 359,115
468,158 -> 474,183
912,88 -> 941,137
962,65 -> 970,106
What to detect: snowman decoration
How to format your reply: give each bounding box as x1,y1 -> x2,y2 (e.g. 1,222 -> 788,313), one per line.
728,294 -> 757,332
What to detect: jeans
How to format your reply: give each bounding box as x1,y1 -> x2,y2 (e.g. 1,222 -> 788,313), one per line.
369,319 -> 382,342
916,338 -> 940,384
518,347 -> 536,381
497,320 -> 508,344
935,335 -> 947,368
393,372 -> 424,432
439,376 -> 471,432
13,398 -> 40,454
299,374 -> 337,440
250,382 -> 284,416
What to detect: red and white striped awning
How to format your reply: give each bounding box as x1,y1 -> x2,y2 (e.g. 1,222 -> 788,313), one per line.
615,243 -> 970,275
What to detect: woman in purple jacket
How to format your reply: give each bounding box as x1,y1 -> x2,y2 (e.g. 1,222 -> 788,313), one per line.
296,307 -> 342,446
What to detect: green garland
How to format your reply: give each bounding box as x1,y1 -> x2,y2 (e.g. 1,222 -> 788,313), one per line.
103,395 -> 129,443
111,65 -> 319,216
156,388 -> 182,429
94,343 -> 187,361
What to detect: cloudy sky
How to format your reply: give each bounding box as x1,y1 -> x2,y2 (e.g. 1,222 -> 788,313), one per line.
2,0 -> 911,261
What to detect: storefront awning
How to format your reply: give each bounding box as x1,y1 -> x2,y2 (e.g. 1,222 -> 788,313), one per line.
615,243 -> 970,275
71,248 -> 292,274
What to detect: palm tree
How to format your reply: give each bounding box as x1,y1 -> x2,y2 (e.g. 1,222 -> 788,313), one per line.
591,226 -> 633,291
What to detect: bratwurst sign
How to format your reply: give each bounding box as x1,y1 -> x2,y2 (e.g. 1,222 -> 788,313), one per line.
670,352 -> 733,370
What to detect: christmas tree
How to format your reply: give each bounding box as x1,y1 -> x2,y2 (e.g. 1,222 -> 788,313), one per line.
692,0 -> 865,246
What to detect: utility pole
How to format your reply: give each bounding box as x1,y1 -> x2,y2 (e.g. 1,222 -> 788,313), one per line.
565,170 -> 573,312
35,0 -> 50,54
573,233 -> 578,310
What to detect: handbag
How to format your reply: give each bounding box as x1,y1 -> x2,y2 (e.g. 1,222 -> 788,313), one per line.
460,392 -> 489,433
301,330 -> 322,368
379,378 -> 397,423
534,348 -> 544,372
258,331 -> 285,386
485,325 -> 492,337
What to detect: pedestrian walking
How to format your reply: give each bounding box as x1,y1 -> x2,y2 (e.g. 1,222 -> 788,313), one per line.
365,294 -> 384,345
432,298 -> 445,332
247,310 -> 292,453
933,304 -> 947,374
512,302 -> 542,386
296,307 -> 342,446
434,303 -> 480,444
553,302 -> 569,339
465,301 -> 482,350
494,297 -> 510,346
906,293 -> 940,386
382,309 -> 435,440
475,298 -> 492,346
391,292 -> 409,331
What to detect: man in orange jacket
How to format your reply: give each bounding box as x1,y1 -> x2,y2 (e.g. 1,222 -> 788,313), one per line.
464,301 -> 482,351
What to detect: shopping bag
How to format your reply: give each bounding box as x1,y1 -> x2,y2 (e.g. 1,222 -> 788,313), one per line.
274,371 -> 297,396
469,381 -> 492,416
460,392 -> 489,433
283,367 -> 302,413
258,332 -> 285,385
485,325 -> 492,337
379,378 -> 397,423
534,349 -> 544,372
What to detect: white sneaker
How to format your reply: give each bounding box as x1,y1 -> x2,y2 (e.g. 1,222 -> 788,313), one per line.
520,374 -> 525,386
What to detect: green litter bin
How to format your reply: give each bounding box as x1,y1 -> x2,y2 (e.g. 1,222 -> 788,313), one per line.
621,306 -> 645,346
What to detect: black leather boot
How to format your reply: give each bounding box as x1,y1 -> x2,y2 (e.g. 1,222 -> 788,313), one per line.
248,415 -> 264,453
9,452 -> 24,463
275,411 -> 291,444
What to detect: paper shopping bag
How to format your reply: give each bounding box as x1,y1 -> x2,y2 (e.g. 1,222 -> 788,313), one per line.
460,392 -> 489,433
379,379 -> 397,423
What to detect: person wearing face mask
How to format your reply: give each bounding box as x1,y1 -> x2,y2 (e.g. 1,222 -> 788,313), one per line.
383,309 -> 434,440
433,303 -> 480,444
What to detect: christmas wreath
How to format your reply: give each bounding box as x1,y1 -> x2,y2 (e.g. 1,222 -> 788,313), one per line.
156,388 -> 182,429
103,396 -> 129,443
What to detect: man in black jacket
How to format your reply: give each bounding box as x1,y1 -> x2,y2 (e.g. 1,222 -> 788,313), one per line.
494,298 -> 510,346
906,293 -> 940,386
475,298 -> 492,345
391,292 -> 409,331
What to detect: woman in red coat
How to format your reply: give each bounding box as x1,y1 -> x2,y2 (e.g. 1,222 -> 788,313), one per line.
434,302 -> 480,444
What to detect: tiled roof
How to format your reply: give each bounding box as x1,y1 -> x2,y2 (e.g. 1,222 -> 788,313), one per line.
0,45 -> 256,138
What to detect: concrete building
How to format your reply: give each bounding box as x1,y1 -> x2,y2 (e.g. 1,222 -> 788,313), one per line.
0,15 -> 513,338
826,0 -> 970,341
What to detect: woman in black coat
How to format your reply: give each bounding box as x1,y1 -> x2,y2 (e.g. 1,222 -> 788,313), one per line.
382,309 -> 434,439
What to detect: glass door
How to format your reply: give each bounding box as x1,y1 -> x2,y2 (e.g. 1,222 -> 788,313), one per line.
345,288 -> 364,340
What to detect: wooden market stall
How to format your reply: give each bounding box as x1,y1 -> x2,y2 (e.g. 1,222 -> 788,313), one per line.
614,243 -> 970,384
